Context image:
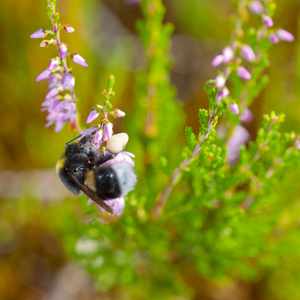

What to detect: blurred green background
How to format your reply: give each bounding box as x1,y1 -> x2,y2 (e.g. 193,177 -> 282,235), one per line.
0,0 -> 299,299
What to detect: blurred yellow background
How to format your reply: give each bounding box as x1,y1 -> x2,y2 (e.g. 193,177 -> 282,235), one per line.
0,0 -> 299,299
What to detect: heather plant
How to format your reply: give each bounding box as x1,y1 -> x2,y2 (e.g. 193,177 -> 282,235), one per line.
31,0 -> 300,299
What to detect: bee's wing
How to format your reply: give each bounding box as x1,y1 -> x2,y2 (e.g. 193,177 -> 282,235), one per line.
69,172 -> 114,214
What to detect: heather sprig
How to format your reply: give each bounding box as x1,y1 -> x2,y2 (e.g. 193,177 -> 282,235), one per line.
152,0 -> 295,217
31,0 -> 88,133
32,1 -> 135,217
83,75 -> 126,148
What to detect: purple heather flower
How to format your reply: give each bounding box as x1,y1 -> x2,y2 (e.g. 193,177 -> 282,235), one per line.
91,130 -> 103,149
41,97 -> 60,112
248,1 -> 264,15
268,33 -> 279,44
105,151 -> 136,168
48,58 -> 60,71
47,75 -> 61,89
211,54 -> 224,67
236,67 -> 251,81
71,53 -> 88,67
86,109 -> 100,124
229,103 -> 240,115
240,45 -> 255,62
61,72 -> 75,92
59,44 -> 68,60
36,69 -> 51,82
262,15 -> 273,27
277,29 -> 295,42
239,108 -> 254,123
30,29 -> 47,39
222,46 -> 234,63
103,122 -> 113,141
89,196 -> 126,216
45,100 -> 77,132
104,197 -> 125,216
45,86 -> 62,99
63,25 -> 75,33
219,87 -> 230,100
82,126 -> 98,136
226,125 -> 250,164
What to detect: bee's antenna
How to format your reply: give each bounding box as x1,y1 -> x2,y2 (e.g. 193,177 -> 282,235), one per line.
66,127 -> 101,146
66,134 -> 83,145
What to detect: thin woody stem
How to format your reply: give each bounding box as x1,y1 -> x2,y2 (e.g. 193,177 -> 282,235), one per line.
151,107 -> 218,219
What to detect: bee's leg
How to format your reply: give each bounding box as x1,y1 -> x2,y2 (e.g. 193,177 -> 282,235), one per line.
94,154 -> 115,166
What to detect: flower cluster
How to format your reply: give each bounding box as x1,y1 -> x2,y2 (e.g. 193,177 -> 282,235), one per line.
31,1 -> 88,132
211,0 -> 294,163
211,0 -> 294,111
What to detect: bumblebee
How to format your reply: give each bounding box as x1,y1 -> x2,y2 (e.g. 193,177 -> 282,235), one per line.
56,129 -> 136,213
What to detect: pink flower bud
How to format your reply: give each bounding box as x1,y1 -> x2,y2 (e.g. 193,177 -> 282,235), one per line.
268,33 -> 279,44
229,103 -> 240,115
211,55 -> 224,67
30,29 -> 47,39
63,25 -> 75,33
86,109 -> 100,124
219,87 -> 229,100
240,45 -> 255,62
45,86 -> 62,99
262,15 -> 273,27
71,53 -> 88,67
215,75 -> 226,89
236,67 -> 251,81
114,109 -> 126,118
222,47 -> 234,63
239,108 -> 254,123
103,123 -> 113,141
61,72 -> 75,92
59,44 -> 68,60
248,1 -> 264,15
36,69 -> 51,82
277,29 -> 294,42
48,58 -> 60,71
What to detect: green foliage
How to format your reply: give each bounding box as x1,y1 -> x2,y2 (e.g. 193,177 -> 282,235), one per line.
198,109 -> 209,135
58,109 -> 300,298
